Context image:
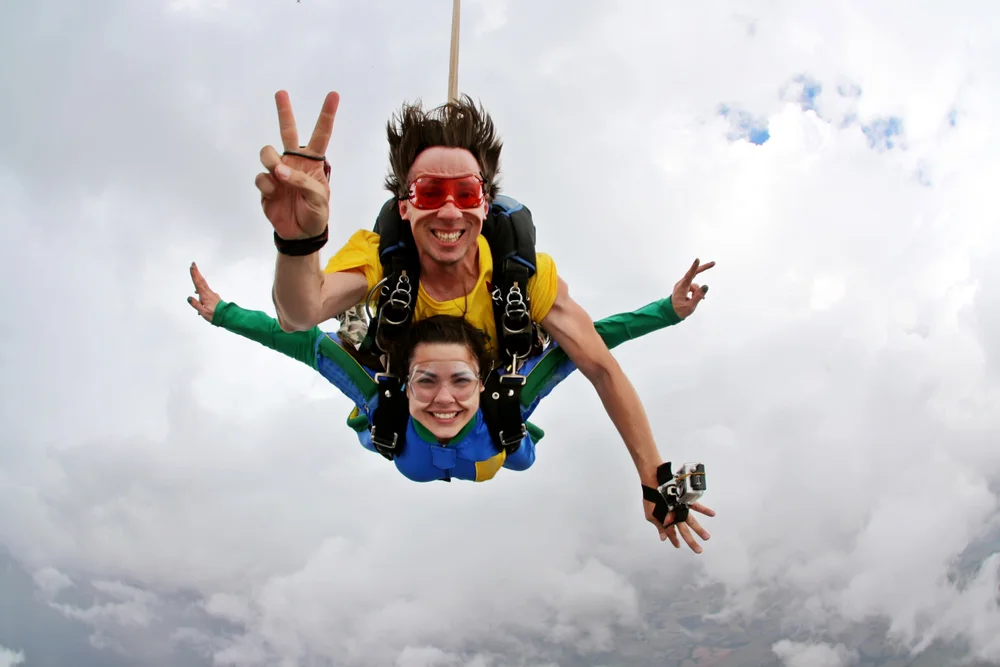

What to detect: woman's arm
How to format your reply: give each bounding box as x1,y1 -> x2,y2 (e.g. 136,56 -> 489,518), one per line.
189,261 -> 322,367
520,296 -> 683,408
189,261 -> 378,413
593,296 -> 683,350
212,300 -> 322,368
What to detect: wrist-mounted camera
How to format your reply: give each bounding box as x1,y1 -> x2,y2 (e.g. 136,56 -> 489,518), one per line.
641,461 -> 706,526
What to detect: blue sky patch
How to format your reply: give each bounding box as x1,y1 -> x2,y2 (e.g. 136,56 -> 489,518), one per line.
718,104 -> 770,145
782,74 -> 822,112
717,75 -> 913,153
862,116 -> 904,151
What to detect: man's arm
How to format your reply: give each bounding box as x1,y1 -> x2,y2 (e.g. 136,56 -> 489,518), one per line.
539,277 -> 664,484
272,254 -> 369,332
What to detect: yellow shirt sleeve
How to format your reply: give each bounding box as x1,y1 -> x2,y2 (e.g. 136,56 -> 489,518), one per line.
323,229 -> 384,291
527,252 -> 558,323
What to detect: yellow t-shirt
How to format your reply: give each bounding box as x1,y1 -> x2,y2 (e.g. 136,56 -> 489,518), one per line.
324,229 -> 559,355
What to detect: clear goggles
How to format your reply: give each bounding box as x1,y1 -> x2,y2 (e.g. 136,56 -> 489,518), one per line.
406,360 -> 482,402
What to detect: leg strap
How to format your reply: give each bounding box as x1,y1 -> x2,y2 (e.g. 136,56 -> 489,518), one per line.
369,372 -> 408,460
481,371 -> 527,455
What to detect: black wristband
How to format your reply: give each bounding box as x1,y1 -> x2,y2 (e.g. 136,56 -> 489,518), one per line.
274,226 -> 329,256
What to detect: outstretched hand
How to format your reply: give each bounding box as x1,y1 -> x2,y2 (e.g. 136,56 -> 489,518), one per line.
256,90 -> 340,241
187,262 -> 221,323
671,258 -> 715,319
649,501 -> 715,553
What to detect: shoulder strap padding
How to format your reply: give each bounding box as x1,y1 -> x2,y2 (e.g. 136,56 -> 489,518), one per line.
358,198 -> 420,357
373,197 -> 413,260
484,195 -> 537,276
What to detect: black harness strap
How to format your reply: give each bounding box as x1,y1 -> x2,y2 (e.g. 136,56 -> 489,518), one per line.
641,462 -> 690,527
480,197 -> 543,456
358,199 -> 421,460
486,196 -> 541,366
479,196 -> 544,456
360,198 -> 421,357
369,372 -> 409,460
358,194 -> 543,460
480,370 -> 527,456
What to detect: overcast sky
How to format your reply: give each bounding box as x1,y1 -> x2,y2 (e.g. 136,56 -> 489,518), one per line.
2,1 -> 1000,666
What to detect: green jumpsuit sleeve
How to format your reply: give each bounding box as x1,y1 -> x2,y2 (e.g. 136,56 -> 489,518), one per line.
210,300 -> 322,368
520,296 -> 683,405
593,296 -> 683,350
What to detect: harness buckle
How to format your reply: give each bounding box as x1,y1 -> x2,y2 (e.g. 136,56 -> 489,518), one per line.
370,426 -> 399,459
499,372 -> 526,387
497,424 -> 527,450
370,370 -> 405,460
373,371 -> 401,393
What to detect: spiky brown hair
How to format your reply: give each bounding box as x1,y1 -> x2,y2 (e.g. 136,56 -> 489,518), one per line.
384,94 -> 503,201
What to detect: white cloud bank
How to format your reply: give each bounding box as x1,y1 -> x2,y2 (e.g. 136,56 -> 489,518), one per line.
1,0 -> 999,665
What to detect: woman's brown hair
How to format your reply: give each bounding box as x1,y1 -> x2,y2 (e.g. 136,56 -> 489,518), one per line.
390,314 -> 493,380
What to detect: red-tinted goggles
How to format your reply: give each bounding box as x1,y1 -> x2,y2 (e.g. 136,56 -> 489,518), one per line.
404,175 -> 486,210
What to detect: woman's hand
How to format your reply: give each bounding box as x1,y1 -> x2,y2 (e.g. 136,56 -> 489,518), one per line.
187,262 -> 221,322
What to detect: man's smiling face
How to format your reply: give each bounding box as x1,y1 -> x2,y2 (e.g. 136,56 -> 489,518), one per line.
398,146 -> 489,267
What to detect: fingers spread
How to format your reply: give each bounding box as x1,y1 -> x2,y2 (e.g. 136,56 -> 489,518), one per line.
689,502 -> 716,517
275,90 -> 299,153
662,524 -> 680,548
676,523 -> 703,554
679,259 -> 716,290
683,515 -> 711,542
681,258 -> 701,285
306,91 -> 340,156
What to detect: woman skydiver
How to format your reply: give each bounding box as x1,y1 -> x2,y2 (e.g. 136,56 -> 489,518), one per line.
187,261 -> 701,482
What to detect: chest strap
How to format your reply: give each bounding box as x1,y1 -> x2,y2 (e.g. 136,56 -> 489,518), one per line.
369,372 -> 408,460
480,370 -> 527,455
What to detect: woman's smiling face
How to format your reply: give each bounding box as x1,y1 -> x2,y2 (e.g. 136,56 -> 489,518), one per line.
406,341 -> 484,441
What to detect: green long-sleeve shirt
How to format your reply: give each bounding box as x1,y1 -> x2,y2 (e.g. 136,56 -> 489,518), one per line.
211,296 -> 683,441
211,295 -> 683,404
211,297 -> 682,357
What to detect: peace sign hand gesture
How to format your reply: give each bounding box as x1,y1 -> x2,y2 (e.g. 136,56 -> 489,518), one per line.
671,258 -> 715,319
256,90 -> 340,241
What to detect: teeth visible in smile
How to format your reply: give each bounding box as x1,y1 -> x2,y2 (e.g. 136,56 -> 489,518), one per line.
433,230 -> 462,242
432,412 -> 458,420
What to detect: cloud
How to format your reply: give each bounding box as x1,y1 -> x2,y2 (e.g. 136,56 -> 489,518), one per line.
773,640 -> 857,667
2,0 -> 1000,665
0,647 -> 25,667
31,567 -> 74,600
